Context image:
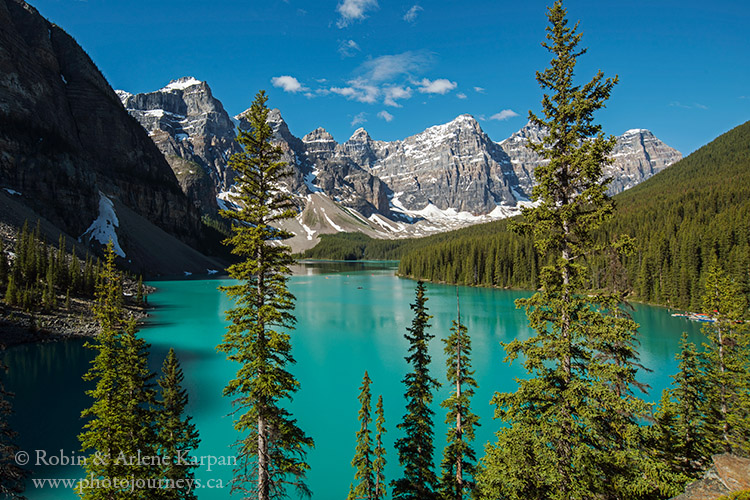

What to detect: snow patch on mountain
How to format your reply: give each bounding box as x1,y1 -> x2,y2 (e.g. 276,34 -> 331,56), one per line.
162,77 -> 203,91
81,193 -> 125,257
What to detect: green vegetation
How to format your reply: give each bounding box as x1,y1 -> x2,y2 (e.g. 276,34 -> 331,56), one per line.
399,118 -> 750,309
439,295 -> 479,499
303,120 -> 750,312
78,243 -> 198,499
1,222 -> 149,314
347,371 -> 377,500
155,348 -> 201,500
373,396 -> 387,500
2,223 -> 100,312
476,2 -> 672,498
653,263 -> 750,473
393,281 -> 441,500
719,492 -> 750,500
217,90 -> 312,499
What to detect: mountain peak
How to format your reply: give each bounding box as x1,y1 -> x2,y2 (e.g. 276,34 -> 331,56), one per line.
303,127 -> 335,144
161,76 -> 203,92
452,113 -> 478,124
623,128 -> 651,136
348,127 -> 372,142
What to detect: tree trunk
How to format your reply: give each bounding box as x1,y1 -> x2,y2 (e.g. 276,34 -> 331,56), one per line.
258,415 -> 269,500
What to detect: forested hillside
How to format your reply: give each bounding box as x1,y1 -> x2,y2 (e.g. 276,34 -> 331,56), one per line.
305,120 -> 750,310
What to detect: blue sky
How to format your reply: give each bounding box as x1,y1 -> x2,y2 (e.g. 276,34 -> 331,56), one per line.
32,0 -> 749,154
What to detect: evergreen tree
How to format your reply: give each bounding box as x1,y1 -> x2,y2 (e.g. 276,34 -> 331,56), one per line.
373,396 -> 387,500
118,316 -> 158,493
155,348 -> 200,500
0,238 -> 8,288
4,276 -> 17,307
439,294 -> 478,500
217,90 -> 312,500
650,334 -> 707,481
392,281 -> 440,500
79,242 -> 157,499
477,2 -> 657,498
348,371 -> 375,500
79,243 -> 127,499
699,263 -> 750,455
0,358 -> 26,498
136,276 -> 145,306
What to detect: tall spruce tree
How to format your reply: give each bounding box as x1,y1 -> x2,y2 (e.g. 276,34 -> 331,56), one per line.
393,281 -> 440,500
348,371 -> 376,500
155,348 -> 201,500
439,293 -> 478,500
0,238 -> 8,289
477,2 -> 658,499
699,263 -> 750,455
79,242 -> 157,499
217,90 -> 312,500
650,334 -> 708,481
79,242 -> 128,499
373,395 -> 387,500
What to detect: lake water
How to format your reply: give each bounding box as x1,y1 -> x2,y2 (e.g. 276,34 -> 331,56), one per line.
3,262 -> 704,499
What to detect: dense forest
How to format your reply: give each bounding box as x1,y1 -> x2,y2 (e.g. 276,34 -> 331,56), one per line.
0,222 -> 146,313
303,119 -> 750,310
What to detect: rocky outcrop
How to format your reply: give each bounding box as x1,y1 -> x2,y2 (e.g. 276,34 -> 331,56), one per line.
302,127 -> 391,216
0,0 -> 207,267
364,114 -> 515,213
498,121 -> 683,198
117,76 -> 681,234
609,128 -> 683,192
236,108 -> 308,196
118,77 -> 242,213
672,454 -> 750,500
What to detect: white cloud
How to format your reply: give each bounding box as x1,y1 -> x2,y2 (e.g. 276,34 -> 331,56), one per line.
417,78 -> 457,95
337,0 -> 378,28
338,39 -> 361,58
490,109 -> 520,121
384,86 -> 412,107
351,112 -> 368,126
457,92 -> 467,99
377,110 -> 394,122
330,78 -> 379,104
271,75 -> 306,93
669,101 -> 708,110
359,51 -> 430,82
474,86 -> 486,93
403,5 -> 423,22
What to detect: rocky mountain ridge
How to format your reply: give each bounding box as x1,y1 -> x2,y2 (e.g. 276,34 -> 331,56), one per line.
0,1 -> 220,273
119,78 -> 683,251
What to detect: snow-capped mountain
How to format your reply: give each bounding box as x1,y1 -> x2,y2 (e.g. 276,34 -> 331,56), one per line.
118,77 -> 241,213
498,121 -> 683,196
118,77 -> 682,251
0,5 -> 216,274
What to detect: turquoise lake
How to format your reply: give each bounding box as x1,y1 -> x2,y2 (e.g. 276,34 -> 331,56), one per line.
3,262 -> 704,499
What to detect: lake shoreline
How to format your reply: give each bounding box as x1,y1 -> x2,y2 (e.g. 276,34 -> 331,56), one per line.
0,301 -> 153,348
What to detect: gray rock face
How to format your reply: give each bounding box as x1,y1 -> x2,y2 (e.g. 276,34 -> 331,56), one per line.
118,77 -> 241,212
497,121 -> 548,199
302,127 -> 391,216
498,121 -> 683,198
0,0 -> 204,256
362,114 -> 515,213
118,76 -> 682,227
608,128 -> 683,192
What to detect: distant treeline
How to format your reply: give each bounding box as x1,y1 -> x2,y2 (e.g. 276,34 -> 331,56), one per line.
303,120 -> 750,310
